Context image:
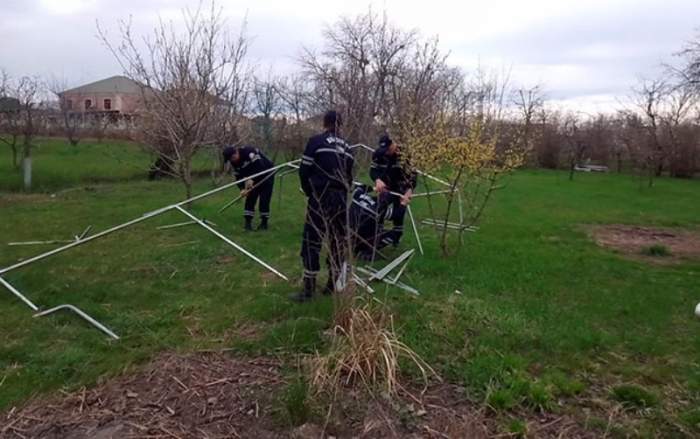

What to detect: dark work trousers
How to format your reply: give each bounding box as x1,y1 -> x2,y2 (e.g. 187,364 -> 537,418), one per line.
300,189 -> 348,281
354,218 -> 403,255
243,177 -> 274,219
377,192 -> 407,243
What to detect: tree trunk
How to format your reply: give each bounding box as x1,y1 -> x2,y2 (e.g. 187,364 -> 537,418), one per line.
23,142 -> 32,191
11,145 -> 20,169
616,153 -> 622,173
569,158 -> 575,181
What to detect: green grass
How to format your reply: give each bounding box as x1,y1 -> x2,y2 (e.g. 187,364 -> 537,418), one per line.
0,137 -> 213,192
1,143 -> 700,435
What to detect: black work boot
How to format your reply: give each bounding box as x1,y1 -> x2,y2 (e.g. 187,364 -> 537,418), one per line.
289,277 -> 315,302
322,276 -> 335,296
244,216 -> 253,232
257,217 -> 268,231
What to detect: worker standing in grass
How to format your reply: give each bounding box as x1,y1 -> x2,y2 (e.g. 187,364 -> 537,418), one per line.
291,110 -> 355,302
370,134 -> 417,246
222,145 -> 275,232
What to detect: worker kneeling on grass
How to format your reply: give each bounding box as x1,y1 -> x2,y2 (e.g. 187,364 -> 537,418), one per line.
222,145 -> 275,232
351,183 -> 405,261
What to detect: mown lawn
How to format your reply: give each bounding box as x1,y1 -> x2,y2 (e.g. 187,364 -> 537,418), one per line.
1,142 -> 699,436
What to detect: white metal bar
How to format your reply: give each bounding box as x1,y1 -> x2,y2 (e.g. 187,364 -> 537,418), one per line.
0,276 -> 39,311
411,190 -> 451,198
356,267 -> 419,295
175,206 -> 289,281
77,226 -> 92,240
156,220 -> 196,230
456,189 -> 464,224
34,305 -> 119,340
370,250 -> 415,281
219,166 -> 280,213
352,272 -> 374,294
406,205 -> 424,255
8,240 -> 75,246
388,252 -> 414,285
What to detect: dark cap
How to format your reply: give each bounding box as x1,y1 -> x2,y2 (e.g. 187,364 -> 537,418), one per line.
379,134 -> 393,149
323,110 -> 342,127
222,146 -> 237,162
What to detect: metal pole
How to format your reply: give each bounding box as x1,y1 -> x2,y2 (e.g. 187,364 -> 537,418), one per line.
219,167 -> 280,213
370,249 -> 415,281
411,190 -> 451,198
0,159 -> 301,277
34,305 -> 119,340
406,205 -> 424,255
9,240 -> 75,246
156,220 -> 196,230
175,206 -> 289,281
457,189 -> 464,225
0,276 -> 39,311
388,253 -> 414,285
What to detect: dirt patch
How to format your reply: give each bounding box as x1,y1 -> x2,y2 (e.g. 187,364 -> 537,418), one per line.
0,194 -> 52,208
589,224 -> 700,263
1,353 -> 284,439
213,254 -> 238,265
0,352 -> 599,439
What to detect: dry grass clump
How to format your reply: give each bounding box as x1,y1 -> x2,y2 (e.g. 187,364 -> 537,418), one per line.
308,297 -> 438,398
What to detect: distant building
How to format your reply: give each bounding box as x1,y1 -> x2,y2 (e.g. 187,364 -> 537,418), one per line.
58,75 -> 146,115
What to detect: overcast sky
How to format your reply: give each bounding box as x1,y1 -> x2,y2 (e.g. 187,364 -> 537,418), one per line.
1,0 -> 698,113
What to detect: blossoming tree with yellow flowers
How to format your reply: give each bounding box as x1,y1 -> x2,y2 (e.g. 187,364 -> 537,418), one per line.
398,107 -> 527,256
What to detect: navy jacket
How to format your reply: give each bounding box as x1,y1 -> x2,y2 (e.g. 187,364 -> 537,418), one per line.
369,146 -> 417,193
299,131 -> 355,197
232,146 -> 274,190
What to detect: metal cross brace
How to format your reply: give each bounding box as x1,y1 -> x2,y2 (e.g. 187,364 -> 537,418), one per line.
356,267 -> 419,296
156,218 -> 217,230
421,219 -> 478,232
9,226 -> 93,247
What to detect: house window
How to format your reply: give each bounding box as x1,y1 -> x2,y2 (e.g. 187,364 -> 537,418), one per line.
84,99 -> 92,110
66,100 -> 73,110
103,99 -> 112,110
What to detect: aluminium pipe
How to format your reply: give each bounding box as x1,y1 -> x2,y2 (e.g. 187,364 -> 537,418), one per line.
0,276 -> 39,311
175,206 -> 289,281
0,159 -> 301,276
34,304 -> 120,340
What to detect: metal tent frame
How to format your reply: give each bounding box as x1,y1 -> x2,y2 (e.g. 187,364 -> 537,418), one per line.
0,160 -> 301,339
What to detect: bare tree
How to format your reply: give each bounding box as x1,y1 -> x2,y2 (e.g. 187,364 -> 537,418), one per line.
252,68 -> 282,159
0,68 -> 22,168
276,73 -> 315,161
631,78 -> 667,178
46,75 -> 91,146
512,85 -> 545,155
99,0 -> 252,200
0,73 -> 45,190
299,9 -> 418,144
560,111 -> 586,181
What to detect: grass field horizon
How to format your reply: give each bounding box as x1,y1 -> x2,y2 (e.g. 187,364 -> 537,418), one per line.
1,140 -> 699,436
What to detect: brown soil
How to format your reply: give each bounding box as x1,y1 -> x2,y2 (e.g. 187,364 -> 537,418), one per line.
589,224 -> 700,263
0,353 -> 596,439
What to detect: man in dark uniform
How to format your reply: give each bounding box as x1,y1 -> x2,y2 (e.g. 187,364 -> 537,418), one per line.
369,134 -> 417,246
290,110 -> 355,302
222,145 -> 275,231
350,183 -> 403,261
